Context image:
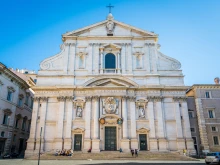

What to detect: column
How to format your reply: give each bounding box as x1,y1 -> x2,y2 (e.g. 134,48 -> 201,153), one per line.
147,97 -> 157,151
156,97 -> 167,151
181,98 -> 196,153
64,96 -> 73,149
121,96 -> 130,152
84,96 -> 92,151
173,97 -> 185,151
129,96 -> 138,149
38,97 -> 48,151
54,96 -> 66,150
92,96 -> 100,152
26,97 -> 40,154
115,53 -> 118,74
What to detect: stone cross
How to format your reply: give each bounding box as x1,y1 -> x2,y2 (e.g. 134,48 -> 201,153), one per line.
106,3 -> 114,13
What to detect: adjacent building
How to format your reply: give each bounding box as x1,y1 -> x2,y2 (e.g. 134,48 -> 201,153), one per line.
25,13 -> 196,157
187,78 -> 220,155
0,63 -> 35,156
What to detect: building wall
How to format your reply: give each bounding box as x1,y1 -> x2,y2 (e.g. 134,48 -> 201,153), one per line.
0,64 -> 34,156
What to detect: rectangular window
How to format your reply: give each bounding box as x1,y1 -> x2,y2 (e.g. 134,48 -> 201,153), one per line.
7,91 -> 12,101
211,126 -> 217,132
3,114 -> 8,125
15,119 -> 19,128
205,92 -> 210,98
18,98 -> 23,107
188,112 -> 193,118
13,134 -> 16,142
208,110 -> 214,118
190,128 -> 195,132
213,136 -> 219,145
25,96 -> 29,105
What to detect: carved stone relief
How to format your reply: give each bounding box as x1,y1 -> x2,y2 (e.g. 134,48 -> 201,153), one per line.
102,97 -> 118,114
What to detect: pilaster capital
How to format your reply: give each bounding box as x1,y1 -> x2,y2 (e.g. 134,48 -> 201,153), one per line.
57,96 -> 66,102
89,43 -> 93,46
33,97 -> 40,102
66,96 -> 74,101
64,43 -> 71,46
173,97 -> 187,102
128,96 -> 136,102
85,96 -> 92,102
93,96 -> 100,101
40,97 -> 48,102
147,96 -> 163,102
121,96 -> 127,101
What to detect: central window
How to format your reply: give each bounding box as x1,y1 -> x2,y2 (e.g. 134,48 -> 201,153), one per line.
105,53 -> 116,69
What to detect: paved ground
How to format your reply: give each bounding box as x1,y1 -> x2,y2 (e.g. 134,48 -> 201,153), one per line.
0,159 -> 206,165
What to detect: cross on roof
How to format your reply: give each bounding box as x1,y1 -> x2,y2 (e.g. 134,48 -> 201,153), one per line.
106,3 -> 114,13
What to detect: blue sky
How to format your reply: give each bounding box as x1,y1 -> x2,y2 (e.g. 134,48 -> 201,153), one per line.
0,0 -> 219,86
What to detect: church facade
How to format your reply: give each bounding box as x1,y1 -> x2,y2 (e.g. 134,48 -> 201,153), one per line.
26,13 -> 195,156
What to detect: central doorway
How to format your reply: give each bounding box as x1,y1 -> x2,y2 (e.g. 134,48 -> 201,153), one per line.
105,127 -> 117,151
74,134 -> 82,151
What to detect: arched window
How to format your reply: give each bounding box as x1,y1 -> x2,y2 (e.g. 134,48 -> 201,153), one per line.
105,53 -> 116,69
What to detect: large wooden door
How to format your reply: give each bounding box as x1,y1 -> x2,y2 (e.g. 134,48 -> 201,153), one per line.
105,127 -> 117,151
74,134 -> 82,151
139,134 -> 147,150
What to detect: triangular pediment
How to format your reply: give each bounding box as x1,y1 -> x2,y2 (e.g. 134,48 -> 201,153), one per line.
95,79 -> 128,87
63,19 -> 157,38
83,77 -> 138,87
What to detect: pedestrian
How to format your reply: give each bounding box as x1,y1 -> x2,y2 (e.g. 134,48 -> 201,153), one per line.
131,149 -> 134,157
135,149 -> 138,157
119,148 -> 122,153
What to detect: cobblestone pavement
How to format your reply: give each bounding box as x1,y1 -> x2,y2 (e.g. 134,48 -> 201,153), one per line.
0,159 -> 205,165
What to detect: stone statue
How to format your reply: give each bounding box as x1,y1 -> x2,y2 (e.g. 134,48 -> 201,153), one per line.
76,107 -> 82,117
106,21 -> 115,34
214,77 -> 219,84
139,107 -> 145,118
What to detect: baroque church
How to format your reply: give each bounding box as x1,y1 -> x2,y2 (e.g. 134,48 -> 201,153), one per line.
25,12 -> 195,156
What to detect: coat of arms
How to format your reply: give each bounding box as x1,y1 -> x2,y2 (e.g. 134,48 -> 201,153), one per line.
103,97 -> 118,114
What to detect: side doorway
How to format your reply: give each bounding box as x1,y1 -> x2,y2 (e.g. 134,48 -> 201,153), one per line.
139,134 -> 147,150
74,134 -> 82,151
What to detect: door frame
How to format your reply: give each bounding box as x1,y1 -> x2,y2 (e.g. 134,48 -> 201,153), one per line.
137,128 -> 150,151
104,126 -> 118,151
72,128 -> 85,151
74,134 -> 82,151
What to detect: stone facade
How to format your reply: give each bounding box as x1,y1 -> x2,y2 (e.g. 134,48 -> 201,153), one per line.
0,63 -> 35,156
25,13 -> 195,156
187,84 -> 220,154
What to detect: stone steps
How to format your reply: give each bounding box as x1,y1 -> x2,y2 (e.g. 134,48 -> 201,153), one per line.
26,151 -> 198,161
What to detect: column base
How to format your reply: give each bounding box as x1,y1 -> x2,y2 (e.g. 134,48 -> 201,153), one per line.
158,138 -> 168,151
83,139 -> 92,152
120,139 -> 130,152
54,138 -> 63,150
92,139 -> 100,153
64,138 -> 72,150
130,139 -> 138,150
149,138 -> 158,151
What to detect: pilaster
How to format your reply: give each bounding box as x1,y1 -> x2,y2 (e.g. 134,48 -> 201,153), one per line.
84,96 -> 92,151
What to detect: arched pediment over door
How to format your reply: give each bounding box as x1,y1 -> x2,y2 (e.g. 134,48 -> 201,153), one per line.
83,76 -> 139,88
